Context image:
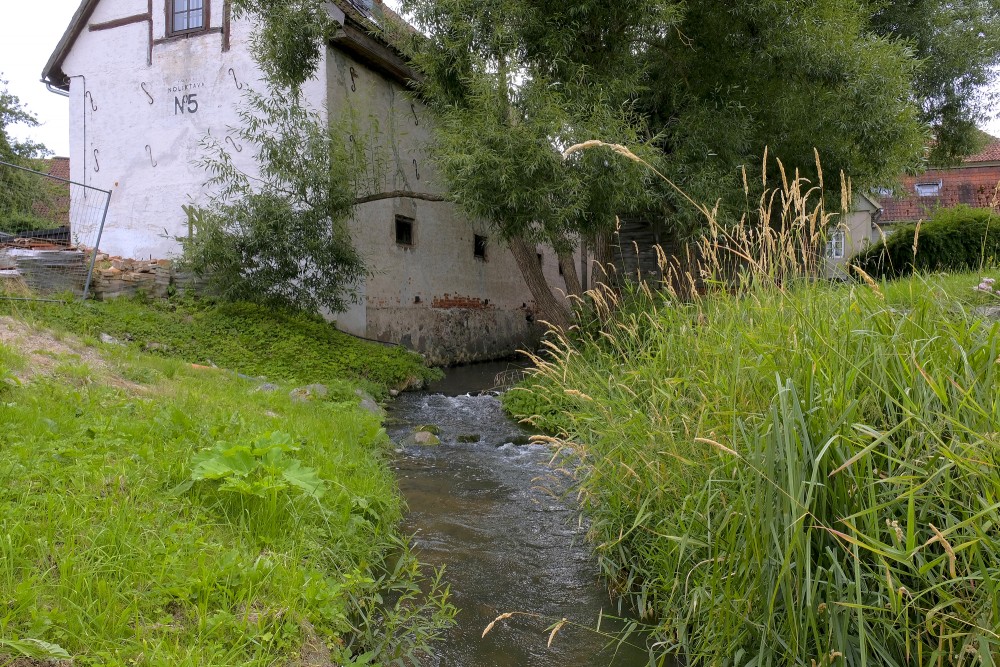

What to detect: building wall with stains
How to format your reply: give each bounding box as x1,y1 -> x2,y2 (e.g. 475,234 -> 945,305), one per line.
53,0 -> 578,363
324,44 -> 575,363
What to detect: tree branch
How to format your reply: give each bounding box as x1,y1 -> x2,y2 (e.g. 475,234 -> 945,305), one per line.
352,191 -> 448,206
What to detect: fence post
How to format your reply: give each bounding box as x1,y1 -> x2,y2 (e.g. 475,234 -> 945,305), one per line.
82,189 -> 112,300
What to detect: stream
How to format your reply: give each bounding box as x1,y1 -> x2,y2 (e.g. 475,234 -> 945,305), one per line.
387,362 -> 651,667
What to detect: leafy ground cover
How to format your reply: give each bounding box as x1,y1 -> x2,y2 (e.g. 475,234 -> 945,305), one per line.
505,270 -> 1000,666
0,296 -> 439,396
0,306 -> 453,666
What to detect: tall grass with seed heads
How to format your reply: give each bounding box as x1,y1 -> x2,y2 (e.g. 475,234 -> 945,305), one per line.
505,147 -> 1000,665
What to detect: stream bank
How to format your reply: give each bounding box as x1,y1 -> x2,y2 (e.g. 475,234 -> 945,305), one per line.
388,362 -> 650,666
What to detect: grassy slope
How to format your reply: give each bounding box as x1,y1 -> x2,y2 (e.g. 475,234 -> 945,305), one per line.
504,270 -> 1000,665
0,301 -> 452,666
0,296 -> 441,397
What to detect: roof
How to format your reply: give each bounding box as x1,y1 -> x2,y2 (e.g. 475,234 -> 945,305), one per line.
42,0 -> 416,89
964,137 -> 1000,164
45,156 -> 71,181
42,0 -> 97,88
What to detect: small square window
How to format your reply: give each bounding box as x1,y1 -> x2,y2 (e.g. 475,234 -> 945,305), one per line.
474,234 -> 487,260
915,181 -> 941,197
168,0 -> 206,36
395,215 -> 414,247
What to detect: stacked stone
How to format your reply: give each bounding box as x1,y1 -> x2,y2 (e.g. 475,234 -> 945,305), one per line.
91,256 -> 174,300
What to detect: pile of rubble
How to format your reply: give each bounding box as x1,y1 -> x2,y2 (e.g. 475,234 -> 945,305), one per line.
89,254 -> 207,300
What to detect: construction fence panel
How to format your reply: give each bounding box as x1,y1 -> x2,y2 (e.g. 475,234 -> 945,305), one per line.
0,159 -> 110,300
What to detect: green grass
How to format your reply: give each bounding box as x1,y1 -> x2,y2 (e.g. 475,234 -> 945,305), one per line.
505,270 -> 1000,666
0,309 -> 454,665
0,295 -> 440,397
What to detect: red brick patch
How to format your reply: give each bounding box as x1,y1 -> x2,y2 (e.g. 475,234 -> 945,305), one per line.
431,294 -> 490,309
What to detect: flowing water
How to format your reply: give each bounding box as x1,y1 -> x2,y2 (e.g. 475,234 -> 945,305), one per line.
388,363 -> 650,667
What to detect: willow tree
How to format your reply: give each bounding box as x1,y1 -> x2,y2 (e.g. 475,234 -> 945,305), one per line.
870,0 -> 1000,165
633,0 -> 931,235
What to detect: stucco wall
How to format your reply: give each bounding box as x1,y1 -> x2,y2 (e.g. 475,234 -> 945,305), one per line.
324,44 -> 576,363
58,1 -> 578,363
824,195 -> 879,279
61,1 -> 327,259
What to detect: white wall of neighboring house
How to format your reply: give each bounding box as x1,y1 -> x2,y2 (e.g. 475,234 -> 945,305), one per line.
49,0 -> 580,363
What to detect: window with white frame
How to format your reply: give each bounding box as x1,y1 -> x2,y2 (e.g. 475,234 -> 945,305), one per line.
168,0 -> 206,35
826,229 -> 846,259
914,181 -> 942,197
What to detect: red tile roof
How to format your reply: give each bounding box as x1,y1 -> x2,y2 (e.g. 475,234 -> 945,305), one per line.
46,156 -> 70,181
877,138 -> 1000,224
964,138 -> 1000,164
879,164 -> 1000,223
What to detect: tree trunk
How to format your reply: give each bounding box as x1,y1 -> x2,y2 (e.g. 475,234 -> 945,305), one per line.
558,250 -> 583,298
591,228 -> 616,288
508,235 -> 572,330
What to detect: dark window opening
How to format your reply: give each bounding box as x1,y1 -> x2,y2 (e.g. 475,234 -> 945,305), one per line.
537,252 -> 544,266
168,0 -> 207,36
474,234 -> 487,260
558,262 -> 564,276
395,215 -> 414,246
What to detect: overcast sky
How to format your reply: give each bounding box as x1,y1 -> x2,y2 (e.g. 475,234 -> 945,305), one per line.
2,1 -> 999,157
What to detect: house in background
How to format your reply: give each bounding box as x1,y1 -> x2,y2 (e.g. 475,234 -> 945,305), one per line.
878,137 -> 1000,230
823,137 -> 1000,274
823,193 -> 882,278
40,0 -> 579,364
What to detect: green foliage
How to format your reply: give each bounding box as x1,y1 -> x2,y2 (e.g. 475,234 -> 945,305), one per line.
0,296 -> 439,394
638,0 -> 927,231
508,274 -> 1000,665
186,431 -> 327,500
0,637 -> 71,661
0,332 -> 454,666
852,205 -> 1000,278
401,0 -> 661,249
0,211 -> 65,235
229,0 -> 334,91
0,75 -> 48,163
869,0 -> 1000,165
182,88 -> 366,314
1,76 -> 53,227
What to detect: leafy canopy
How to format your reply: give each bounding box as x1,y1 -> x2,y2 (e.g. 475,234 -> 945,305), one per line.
1,76 -> 52,226
399,0 -> 669,249
870,0 -> 1000,165
637,0 -> 929,231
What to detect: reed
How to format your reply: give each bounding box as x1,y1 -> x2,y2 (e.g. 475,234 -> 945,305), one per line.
506,151 -> 1000,665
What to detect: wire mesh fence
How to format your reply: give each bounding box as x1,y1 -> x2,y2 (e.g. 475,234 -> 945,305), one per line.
0,159 -> 110,300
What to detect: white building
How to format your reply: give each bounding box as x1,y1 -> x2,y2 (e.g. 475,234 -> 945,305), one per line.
42,0 -> 577,364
